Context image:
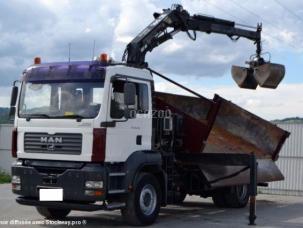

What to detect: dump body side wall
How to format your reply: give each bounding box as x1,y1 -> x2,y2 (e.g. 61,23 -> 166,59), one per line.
153,92 -> 289,186
154,92 -> 289,159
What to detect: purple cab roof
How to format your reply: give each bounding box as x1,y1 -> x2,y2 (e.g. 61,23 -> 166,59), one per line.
22,61 -> 107,82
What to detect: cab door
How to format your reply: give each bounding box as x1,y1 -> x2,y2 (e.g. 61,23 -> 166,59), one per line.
104,75 -> 152,162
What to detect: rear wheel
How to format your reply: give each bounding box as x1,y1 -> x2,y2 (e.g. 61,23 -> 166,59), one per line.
36,207 -> 71,219
224,185 -> 249,208
212,185 -> 249,208
121,173 -> 161,226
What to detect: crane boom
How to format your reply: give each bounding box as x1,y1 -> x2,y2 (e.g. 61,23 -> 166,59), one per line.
122,4 -> 285,90
123,4 -> 262,67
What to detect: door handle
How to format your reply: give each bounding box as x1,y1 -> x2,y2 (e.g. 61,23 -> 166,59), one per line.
136,135 -> 142,145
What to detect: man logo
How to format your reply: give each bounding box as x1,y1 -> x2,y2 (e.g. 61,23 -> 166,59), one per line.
40,136 -> 63,151
40,136 -> 62,144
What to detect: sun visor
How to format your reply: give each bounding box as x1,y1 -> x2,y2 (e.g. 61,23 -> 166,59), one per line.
23,64 -> 106,82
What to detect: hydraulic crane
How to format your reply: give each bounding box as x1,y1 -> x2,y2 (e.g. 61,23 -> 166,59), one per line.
122,4 -> 285,90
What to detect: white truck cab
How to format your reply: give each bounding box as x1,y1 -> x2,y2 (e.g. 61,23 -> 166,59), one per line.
11,59 -> 164,225
15,63 -> 153,163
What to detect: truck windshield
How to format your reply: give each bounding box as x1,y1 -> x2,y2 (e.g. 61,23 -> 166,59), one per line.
19,81 -> 104,119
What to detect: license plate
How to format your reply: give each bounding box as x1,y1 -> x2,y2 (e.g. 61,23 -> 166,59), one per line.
39,188 -> 63,201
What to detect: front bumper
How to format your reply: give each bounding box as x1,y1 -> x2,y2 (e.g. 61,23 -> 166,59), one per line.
12,161 -> 107,203
16,197 -> 105,211
16,197 -> 126,211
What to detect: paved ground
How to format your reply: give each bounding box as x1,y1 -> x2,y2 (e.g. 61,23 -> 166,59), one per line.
0,184 -> 303,227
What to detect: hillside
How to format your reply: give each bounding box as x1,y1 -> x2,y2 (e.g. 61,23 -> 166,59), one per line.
271,117 -> 303,124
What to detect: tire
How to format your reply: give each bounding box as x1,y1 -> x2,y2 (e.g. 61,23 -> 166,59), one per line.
121,173 -> 161,226
36,207 -> 71,219
224,185 -> 249,208
212,185 -> 249,208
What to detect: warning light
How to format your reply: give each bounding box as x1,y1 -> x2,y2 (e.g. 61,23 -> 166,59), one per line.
100,53 -> 108,63
34,57 -> 41,64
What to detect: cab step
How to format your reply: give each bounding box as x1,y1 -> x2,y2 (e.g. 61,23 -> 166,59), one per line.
109,172 -> 126,177
108,189 -> 126,194
105,202 -> 126,210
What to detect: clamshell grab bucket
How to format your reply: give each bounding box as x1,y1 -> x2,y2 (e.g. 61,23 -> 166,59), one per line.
254,63 -> 285,89
232,63 -> 285,89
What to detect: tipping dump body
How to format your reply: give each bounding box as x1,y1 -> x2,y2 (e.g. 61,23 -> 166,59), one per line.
154,92 -> 290,187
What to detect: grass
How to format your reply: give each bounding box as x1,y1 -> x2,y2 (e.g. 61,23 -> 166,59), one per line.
0,171 -> 11,184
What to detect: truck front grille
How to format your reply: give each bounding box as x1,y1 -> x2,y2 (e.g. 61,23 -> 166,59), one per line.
24,133 -> 82,155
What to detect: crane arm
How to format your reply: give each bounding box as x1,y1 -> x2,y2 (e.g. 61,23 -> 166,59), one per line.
122,4 -> 285,90
123,4 -> 262,67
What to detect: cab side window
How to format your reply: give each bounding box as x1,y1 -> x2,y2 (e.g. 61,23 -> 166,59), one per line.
110,80 -> 149,119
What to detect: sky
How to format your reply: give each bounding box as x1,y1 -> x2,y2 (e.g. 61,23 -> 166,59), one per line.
0,0 -> 303,120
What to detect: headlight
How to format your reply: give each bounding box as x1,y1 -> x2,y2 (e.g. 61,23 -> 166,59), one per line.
16,161 -> 23,166
12,175 -> 21,184
12,176 -> 21,191
85,181 -> 103,189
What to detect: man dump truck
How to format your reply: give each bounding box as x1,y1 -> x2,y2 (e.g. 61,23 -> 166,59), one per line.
9,4 -> 289,226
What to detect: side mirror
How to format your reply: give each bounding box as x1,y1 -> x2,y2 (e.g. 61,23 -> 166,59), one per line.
124,83 -> 136,106
10,86 -> 18,107
9,85 -> 18,120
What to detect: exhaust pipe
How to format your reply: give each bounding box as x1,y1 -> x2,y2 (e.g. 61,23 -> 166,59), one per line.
232,63 -> 285,89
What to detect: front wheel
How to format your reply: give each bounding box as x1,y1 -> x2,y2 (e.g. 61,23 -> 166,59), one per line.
36,207 -> 71,219
121,173 -> 161,226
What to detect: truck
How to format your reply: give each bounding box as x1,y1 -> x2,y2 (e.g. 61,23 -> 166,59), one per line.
9,4 -> 289,226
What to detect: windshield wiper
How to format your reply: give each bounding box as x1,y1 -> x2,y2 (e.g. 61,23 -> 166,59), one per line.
25,114 -> 50,121
53,115 -> 85,122
24,113 -> 85,122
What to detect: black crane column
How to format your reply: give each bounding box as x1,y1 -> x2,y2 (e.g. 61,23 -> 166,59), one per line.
249,153 -> 258,225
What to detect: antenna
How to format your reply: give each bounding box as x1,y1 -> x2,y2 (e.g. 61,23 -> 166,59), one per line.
68,43 -> 71,63
91,40 -> 96,61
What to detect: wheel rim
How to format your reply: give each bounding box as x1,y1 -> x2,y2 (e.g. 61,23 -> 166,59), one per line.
236,185 -> 248,201
139,184 -> 157,216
